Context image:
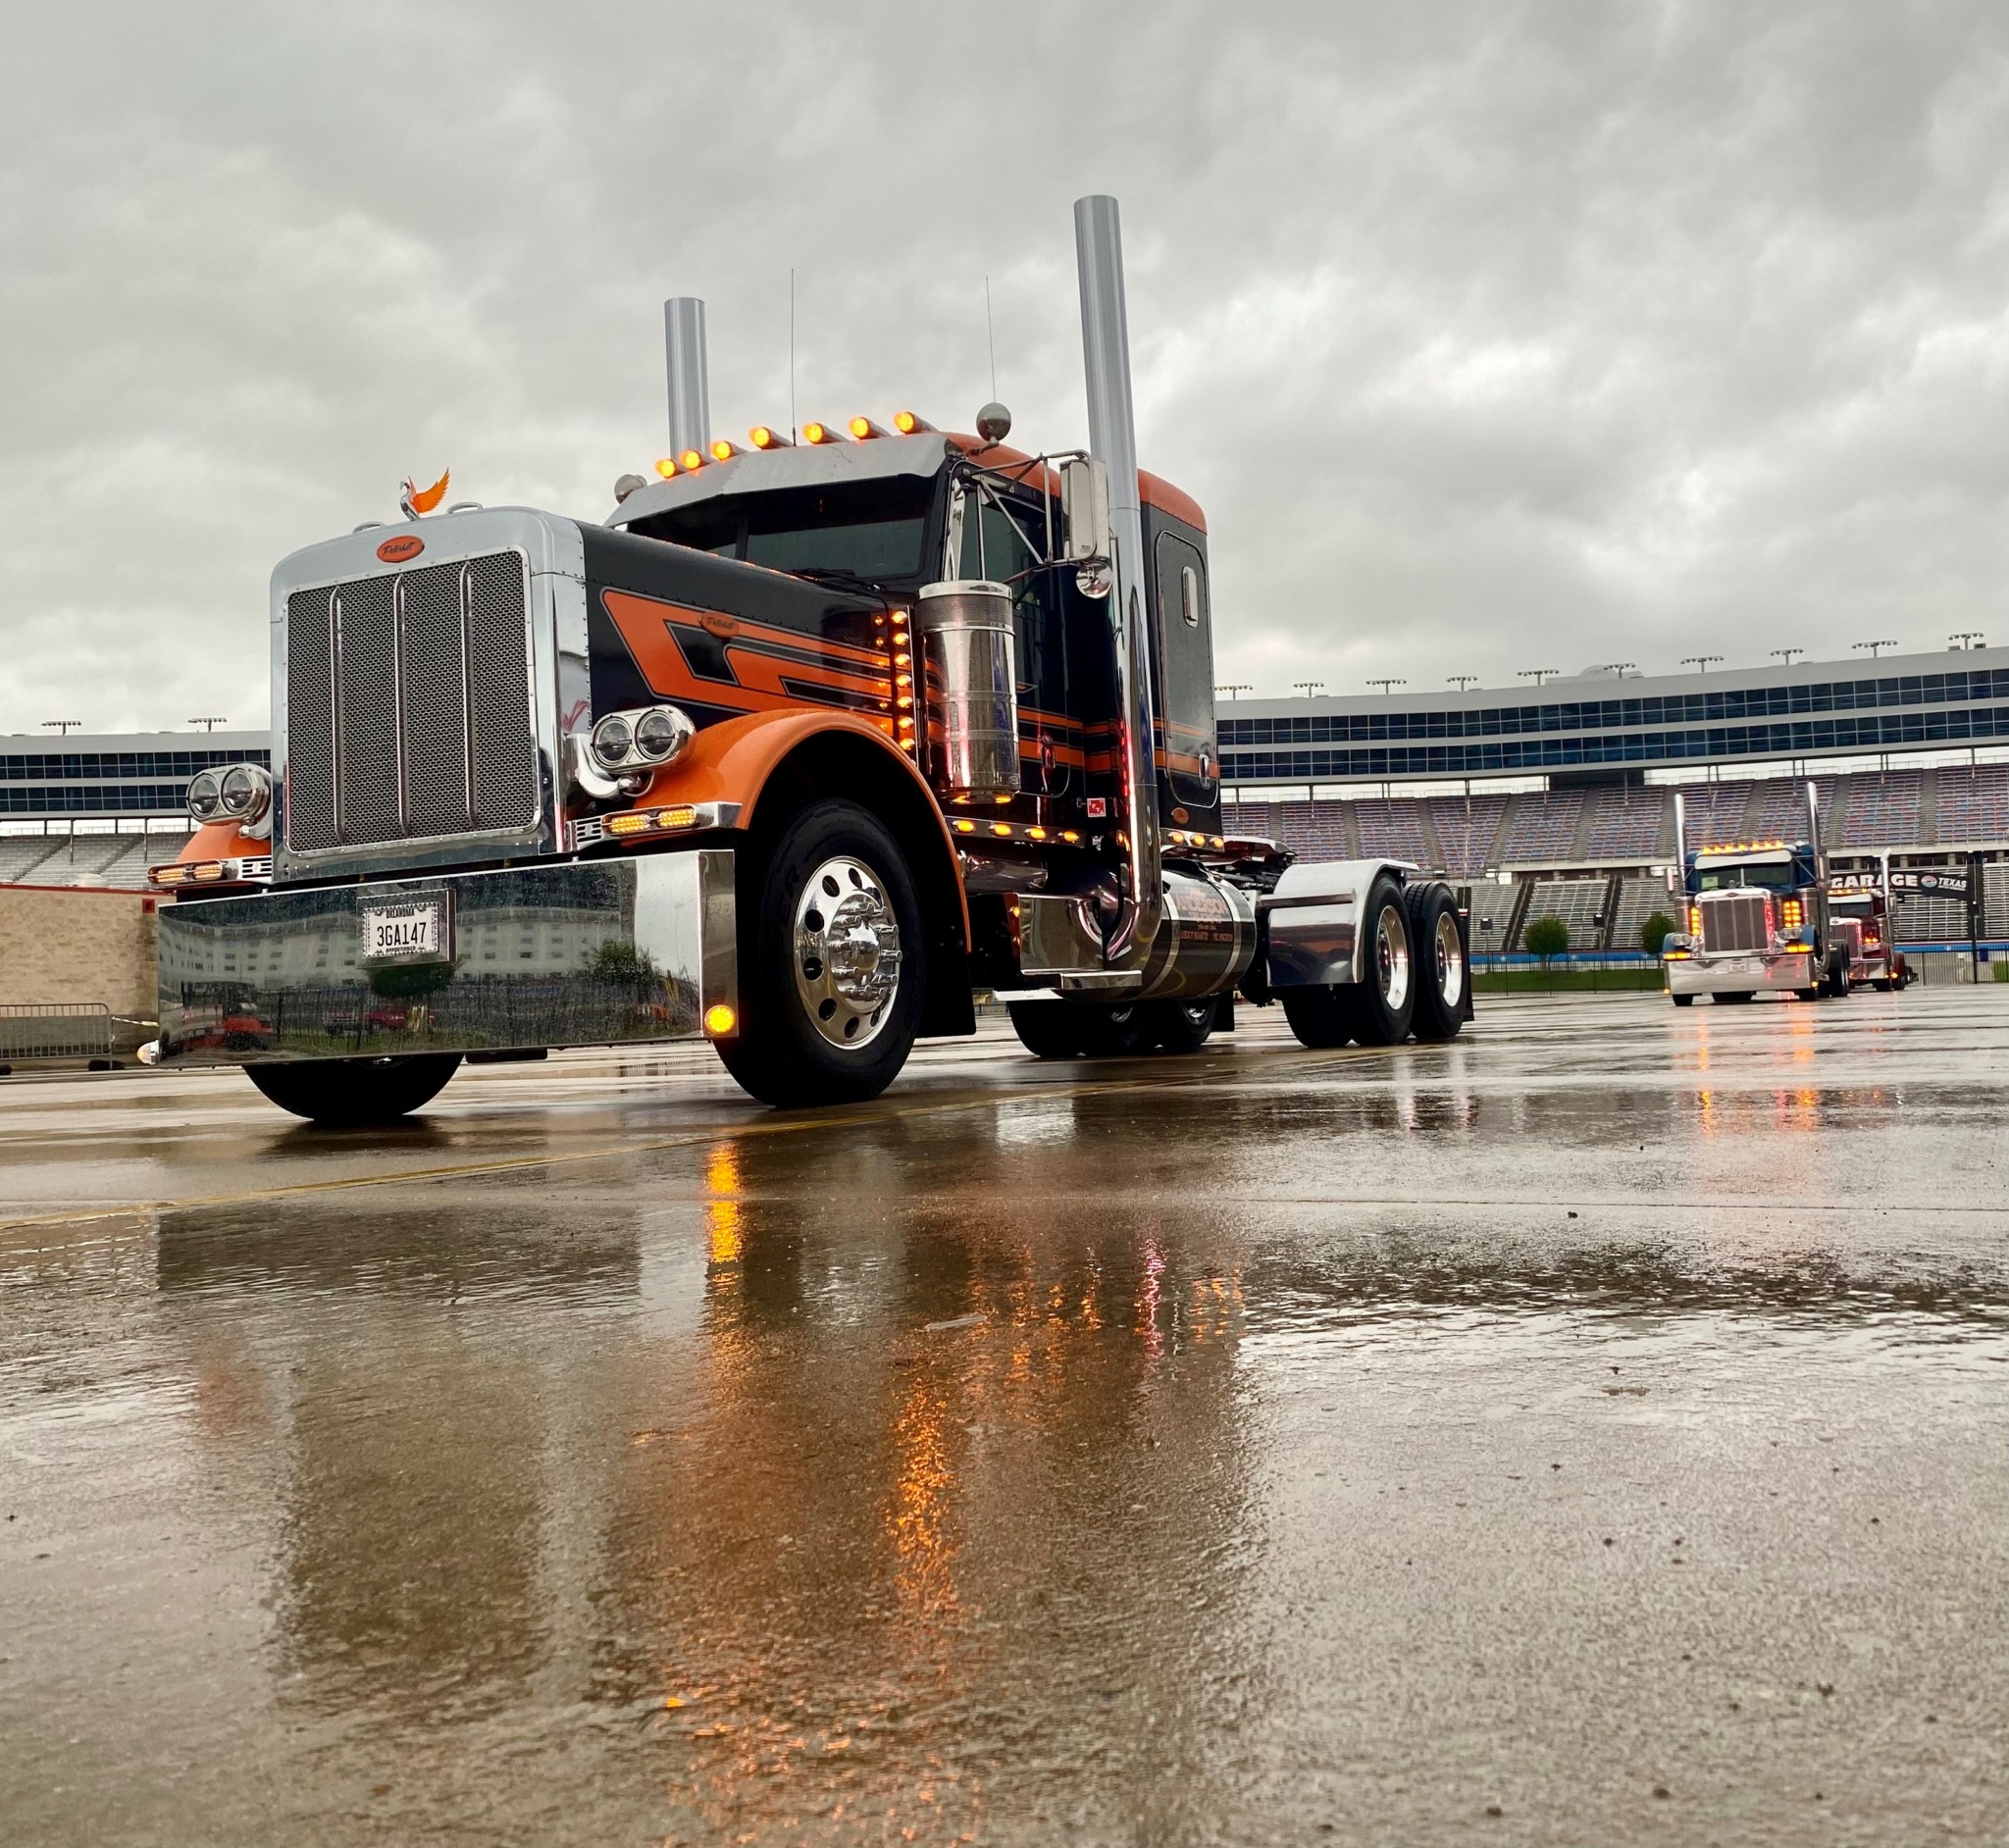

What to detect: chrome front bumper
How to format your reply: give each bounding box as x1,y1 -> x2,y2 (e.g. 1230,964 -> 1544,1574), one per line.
1665,949 -> 1814,996
154,849 -> 737,1065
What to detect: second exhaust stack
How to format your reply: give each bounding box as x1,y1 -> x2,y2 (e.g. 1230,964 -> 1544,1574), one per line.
664,297 -> 710,458
1074,193 -> 1162,966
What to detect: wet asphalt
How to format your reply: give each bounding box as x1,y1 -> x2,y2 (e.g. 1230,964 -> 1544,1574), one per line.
0,989 -> 2003,1847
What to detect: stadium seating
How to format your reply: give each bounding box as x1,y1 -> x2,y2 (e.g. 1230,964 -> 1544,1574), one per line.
1936,765 -> 2009,845
1836,771 -> 1923,847
1514,877 -> 1611,952
1583,786 -> 1670,860
1498,788 -> 1583,864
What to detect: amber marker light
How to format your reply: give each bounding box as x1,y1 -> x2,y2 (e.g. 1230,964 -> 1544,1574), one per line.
953,819 -> 976,833
1026,826 -> 1048,841
748,426 -> 794,449
654,457 -> 679,479
991,822 -> 1012,837
850,416 -> 888,439
703,1003 -> 737,1037
801,421 -> 841,444
893,411 -> 934,435
709,438 -> 740,462
678,448 -> 704,473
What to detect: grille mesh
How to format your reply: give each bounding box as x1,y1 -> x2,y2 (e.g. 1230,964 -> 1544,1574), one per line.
1700,892 -> 1769,952
283,550 -> 536,855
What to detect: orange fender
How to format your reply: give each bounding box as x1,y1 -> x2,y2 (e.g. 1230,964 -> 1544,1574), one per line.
629,709 -> 968,946
173,821 -> 270,863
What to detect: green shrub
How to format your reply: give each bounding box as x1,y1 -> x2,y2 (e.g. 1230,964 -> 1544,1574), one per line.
1523,915 -> 1569,969
1640,910 -> 1676,955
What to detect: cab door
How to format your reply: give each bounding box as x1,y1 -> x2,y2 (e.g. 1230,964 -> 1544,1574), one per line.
1152,531 -> 1217,810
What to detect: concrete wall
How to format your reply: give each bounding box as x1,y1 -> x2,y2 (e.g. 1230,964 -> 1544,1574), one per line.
0,885 -> 159,1020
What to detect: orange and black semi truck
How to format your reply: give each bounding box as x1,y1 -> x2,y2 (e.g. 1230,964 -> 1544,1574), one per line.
144,197 -> 1470,1122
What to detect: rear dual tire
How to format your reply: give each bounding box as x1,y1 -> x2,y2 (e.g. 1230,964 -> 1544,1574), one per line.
1280,875 -> 1464,1050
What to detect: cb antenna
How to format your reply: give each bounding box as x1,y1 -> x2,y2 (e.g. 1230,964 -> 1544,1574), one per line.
789,268 -> 798,446
985,276 -> 998,402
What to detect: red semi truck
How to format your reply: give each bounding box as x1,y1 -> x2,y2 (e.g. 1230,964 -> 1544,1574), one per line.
145,197 -> 1469,1121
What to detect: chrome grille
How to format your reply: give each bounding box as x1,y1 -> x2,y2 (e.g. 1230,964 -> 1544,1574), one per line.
284,550 -> 537,854
1699,892 -> 1769,952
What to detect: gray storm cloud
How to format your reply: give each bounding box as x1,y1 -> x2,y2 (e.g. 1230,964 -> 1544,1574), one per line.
2,1 -> 2005,732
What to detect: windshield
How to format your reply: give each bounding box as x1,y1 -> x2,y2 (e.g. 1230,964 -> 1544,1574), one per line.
1829,896 -> 1872,917
1692,859 -> 1803,893
633,480 -> 932,584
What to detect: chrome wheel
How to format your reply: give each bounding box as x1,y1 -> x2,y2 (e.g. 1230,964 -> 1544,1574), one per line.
793,855 -> 901,1051
1374,901 -> 1412,1011
1431,909 -> 1465,1010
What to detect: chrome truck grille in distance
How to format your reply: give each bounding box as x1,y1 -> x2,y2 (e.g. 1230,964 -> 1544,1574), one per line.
285,552 -> 538,856
1699,892 -> 1770,953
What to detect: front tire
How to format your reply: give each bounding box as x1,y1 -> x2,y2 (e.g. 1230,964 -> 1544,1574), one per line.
1672,992 -> 1694,1006
1342,873 -> 1417,1046
1407,883 -> 1468,1043
716,799 -> 925,1107
246,1053 -> 461,1124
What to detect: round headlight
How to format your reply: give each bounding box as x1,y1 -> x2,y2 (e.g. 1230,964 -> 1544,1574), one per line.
218,763 -> 271,822
591,713 -> 634,769
633,705 -> 694,763
186,770 -> 223,824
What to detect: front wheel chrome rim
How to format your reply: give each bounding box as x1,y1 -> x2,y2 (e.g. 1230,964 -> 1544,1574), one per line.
1376,902 -> 1412,1011
793,855 -> 901,1050
1432,910 -> 1464,1009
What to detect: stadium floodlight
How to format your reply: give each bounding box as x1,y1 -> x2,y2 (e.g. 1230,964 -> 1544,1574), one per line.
1602,662 -> 1638,678
1770,647 -> 1805,667
1366,678 -> 1407,695
1448,675 -> 1479,692
1214,683 -> 1253,698
187,717 -> 230,733
1852,640 -> 1897,658
41,720 -> 82,736
1518,668 -> 1559,687
1292,681 -> 1325,697
1680,655 -> 1724,674
1948,632 -> 1986,651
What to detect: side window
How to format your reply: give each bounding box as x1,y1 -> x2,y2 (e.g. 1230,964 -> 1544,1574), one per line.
1154,532 -> 1216,804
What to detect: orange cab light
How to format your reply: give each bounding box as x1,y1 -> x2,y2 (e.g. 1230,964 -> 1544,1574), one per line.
849,416 -> 888,439
1027,826 -> 1048,841
1060,831 -> 1079,844
709,438 -> 740,462
748,425 -> 793,449
801,421 -> 841,445
893,411 -> 933,435
654,456 -> 679,479
703,1003 -> 737,1037
953,819 -> 976,833
678,448 -> 704,473
991,822 -> 1012,838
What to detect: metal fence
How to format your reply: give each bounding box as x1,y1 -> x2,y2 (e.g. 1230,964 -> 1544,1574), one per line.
0,1001 -> 116,1059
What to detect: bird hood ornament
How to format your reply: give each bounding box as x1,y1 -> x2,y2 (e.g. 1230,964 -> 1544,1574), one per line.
399,468 -> 450,519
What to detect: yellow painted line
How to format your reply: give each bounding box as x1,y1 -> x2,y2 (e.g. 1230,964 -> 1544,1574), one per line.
0,1036 -> 1417,1235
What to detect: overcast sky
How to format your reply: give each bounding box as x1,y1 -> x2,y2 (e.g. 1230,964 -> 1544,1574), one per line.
4,2 -> 2008,735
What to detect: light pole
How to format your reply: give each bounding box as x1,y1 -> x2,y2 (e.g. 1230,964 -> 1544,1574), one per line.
1214,683 -> 1252,699
1602,662 -> 1637,679
1680,655 -> 1723,674
187,717 -> 230,733
1448,675 -> 1479,693
1366,677 -> 1407,696
41,720 -> 82,736
1948,632 -> 1986,651
1852,640 -> 1897,659
1291,681 -> 1325,698
1770,647 -> 1804,667
1517,669 -> 1559,688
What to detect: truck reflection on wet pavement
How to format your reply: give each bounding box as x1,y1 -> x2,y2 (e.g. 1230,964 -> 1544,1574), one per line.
1,992 -> 2003,1845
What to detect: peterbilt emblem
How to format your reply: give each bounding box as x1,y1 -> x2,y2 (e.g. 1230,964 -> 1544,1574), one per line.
700,612 -> 740,639
376,534 -> 426,564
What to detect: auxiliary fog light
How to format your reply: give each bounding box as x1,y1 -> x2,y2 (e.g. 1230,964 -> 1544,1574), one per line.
217,762 -> 273,825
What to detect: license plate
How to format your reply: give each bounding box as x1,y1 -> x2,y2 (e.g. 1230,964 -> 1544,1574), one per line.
361,898 -> 450,963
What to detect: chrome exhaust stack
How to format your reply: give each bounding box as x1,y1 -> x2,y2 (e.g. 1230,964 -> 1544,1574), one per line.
663,297 -> 710,459
1073,194 -> 1162,968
